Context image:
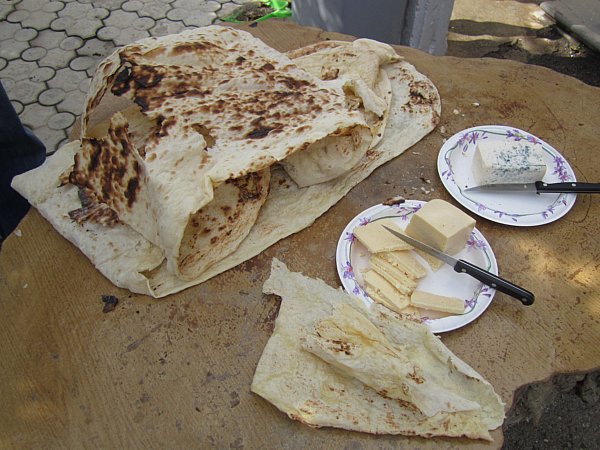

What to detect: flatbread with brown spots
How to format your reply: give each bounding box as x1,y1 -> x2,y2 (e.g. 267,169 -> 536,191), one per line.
251,259 -> 505,440
12,27 -> 441,297
71,26 -> 376,280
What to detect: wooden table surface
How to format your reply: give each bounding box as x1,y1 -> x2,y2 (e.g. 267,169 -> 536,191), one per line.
1,21 -> 599,449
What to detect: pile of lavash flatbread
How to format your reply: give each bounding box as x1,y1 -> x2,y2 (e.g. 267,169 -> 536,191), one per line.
252,259 -> 505,440
12,26 -> 441,297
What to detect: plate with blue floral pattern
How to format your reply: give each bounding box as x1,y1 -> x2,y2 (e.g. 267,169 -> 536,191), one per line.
437,125 -> 577,226
336,200 -> 498,333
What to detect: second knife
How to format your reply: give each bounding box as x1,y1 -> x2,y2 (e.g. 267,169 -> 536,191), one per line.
464,181 -> 600,194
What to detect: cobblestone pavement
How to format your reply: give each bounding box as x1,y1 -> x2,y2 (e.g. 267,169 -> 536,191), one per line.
2,0 -> 597,155
0,0 -> 250,154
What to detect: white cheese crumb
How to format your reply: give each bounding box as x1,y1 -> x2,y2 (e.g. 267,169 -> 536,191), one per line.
23,283 -> 28,289
472,102 -> 480,107
453,109 -> 460,115
439,125 -> 446,134
15,229 -> 22,237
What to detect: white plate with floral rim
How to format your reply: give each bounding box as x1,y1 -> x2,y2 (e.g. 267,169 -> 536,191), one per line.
336,200 -> 498,334
437,125 -> 577,226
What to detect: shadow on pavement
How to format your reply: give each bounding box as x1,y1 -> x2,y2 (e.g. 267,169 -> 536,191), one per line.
448,21 -> 600,87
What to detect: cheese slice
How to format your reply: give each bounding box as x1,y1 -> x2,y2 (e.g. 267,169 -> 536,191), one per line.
363,270 -> 410,313
410,291 -> 465,315
404,199 -> 475,256
415,249 -> 444,271
353,218 -> 413,253
370,254 -> 418,295
379,250 -> 427,279
366,287 -> 405,314
399,305 -> 422,318
472,139 -> 546,186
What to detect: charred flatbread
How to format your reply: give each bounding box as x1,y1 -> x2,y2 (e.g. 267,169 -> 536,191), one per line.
12,27 -> 441,297
71,26 -> 374,280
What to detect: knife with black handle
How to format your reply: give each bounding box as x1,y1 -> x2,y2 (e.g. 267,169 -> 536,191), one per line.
465,181 -> 600,194
382,226 -> 535,305
452,258 -> 534,305
534,181 -> 600,193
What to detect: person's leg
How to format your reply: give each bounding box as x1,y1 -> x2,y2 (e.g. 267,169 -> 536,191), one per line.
0,81 -> 46,240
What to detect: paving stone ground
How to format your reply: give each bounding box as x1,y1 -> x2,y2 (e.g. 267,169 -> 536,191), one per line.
3,0 -> 598,155
0,0 -> 250,154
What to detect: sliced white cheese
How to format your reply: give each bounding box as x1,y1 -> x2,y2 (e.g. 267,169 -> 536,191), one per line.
365,287 -> 405,314
410,291 -> 465,315
415,249 -> 444,271
370,254 -> 418,295
379,250 -> 427,279
363,270 -> 410,313
472,139 -> 546,186
353,218 -> 413,253
404,199 -> 475,256
399,305 -> 422,318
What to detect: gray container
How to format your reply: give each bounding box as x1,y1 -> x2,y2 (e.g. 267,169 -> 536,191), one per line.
292,0 -> 455,55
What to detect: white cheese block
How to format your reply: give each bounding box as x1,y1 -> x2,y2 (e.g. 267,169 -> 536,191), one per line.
404,199 -> 475,256
472,139 -> 546,185
410,291 -> 465,315
353,219 -> 412,253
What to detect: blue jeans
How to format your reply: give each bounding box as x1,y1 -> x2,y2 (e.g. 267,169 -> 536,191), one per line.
0,81 -> 46,240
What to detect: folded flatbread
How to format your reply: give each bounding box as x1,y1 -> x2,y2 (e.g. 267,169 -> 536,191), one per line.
281,39 -> 397,187
72,26 -> 383,280
251,259 -> 505,440
12,27 -> 441,297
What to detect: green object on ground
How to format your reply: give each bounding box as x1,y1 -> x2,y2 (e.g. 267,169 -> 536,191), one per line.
222,0 -> 291,24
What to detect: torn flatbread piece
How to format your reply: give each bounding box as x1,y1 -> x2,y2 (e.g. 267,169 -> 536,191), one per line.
251,259 -> 505,440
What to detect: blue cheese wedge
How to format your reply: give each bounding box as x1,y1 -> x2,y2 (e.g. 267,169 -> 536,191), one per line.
410,291 -> 465,315
472,139 -> 546,185
353,219 -> 413,253
404,199 -> 475,256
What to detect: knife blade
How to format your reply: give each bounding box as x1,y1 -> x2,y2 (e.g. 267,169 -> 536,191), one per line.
464,181 -> 600,194
382,226 -> 535,305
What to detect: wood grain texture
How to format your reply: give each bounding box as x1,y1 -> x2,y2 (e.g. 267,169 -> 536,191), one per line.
1,20 -> 599,449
